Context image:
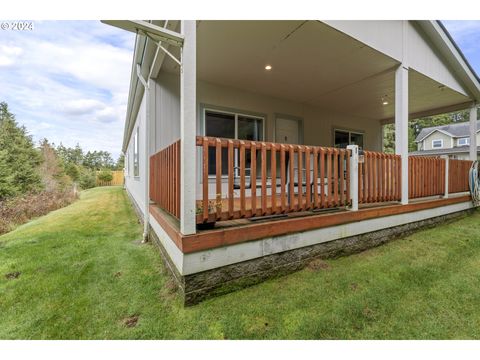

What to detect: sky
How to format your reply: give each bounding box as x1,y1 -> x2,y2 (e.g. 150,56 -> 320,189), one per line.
0,21 -> 135,160
0,20 -> 479,160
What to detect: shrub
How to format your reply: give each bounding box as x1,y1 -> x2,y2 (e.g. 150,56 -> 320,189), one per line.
78,169 -> 96,190
97,169 -> 113,183
0,188 -> 78,235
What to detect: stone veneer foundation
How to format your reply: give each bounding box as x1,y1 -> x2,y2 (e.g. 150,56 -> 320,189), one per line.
149,207 -> 473,306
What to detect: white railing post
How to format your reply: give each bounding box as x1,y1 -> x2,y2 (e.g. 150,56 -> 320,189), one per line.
347,145 -> 358,211
442,155 -> 449,199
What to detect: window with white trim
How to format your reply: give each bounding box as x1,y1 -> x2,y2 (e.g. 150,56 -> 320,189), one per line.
204,109 -> 264,175
432,139 -> 443,149
458,137 -> 470,146
334,129 -> 364,149
133,127 -> 140,177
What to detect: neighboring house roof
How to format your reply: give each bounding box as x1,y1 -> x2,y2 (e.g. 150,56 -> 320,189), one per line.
410,145 -> 480,156
415,120 -> 480,142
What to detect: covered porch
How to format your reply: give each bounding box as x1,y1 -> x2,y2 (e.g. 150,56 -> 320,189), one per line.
147,20 -> 478,235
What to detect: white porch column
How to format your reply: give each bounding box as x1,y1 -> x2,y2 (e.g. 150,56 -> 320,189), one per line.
395,65 -> 409,205
180,20 -> 197,235
469,104 -> 478,161
347,145 -> 359,211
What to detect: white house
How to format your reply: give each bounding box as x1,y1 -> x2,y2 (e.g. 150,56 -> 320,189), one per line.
105,20 -> 480,305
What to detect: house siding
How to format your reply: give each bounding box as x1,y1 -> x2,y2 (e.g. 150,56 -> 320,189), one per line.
124,94 -> 147,218
422,131 -> 453,150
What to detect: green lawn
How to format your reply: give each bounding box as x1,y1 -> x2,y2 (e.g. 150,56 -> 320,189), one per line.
1,186 -> 480,339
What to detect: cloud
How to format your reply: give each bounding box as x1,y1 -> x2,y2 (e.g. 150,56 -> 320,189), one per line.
0,45 -> 23,66
0,20 -> 135,159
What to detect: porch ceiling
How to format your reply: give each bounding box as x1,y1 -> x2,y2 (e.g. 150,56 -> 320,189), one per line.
161,20 -> 472,121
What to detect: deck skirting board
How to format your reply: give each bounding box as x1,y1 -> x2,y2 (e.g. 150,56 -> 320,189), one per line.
183,201 -> 474,275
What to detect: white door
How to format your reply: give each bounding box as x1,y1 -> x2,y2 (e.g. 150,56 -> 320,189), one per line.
276,118 -> 299,145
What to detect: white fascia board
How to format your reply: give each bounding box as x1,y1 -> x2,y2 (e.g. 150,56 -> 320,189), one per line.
101,20 -> 184,47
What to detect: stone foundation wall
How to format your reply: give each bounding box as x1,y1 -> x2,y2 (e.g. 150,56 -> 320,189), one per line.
150,208 -> 473,306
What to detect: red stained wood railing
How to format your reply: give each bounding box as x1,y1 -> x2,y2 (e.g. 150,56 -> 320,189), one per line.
196,136 -> 351,224
408,156 -> 446,199
449,159 -> 472,194
149,140 -> 181,219
359,151 -> 401,203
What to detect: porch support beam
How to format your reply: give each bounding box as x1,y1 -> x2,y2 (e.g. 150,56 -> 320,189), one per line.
395,64 -> 409,205
180,20 -> 197,235
469,104 -> 478,161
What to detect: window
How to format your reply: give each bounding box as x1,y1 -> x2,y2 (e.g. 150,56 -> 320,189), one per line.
204,109 -> 264,175
458,137 -> 470,146
334,129 -> 364,149
133,127 -> 139,177
432,139 -> 443,149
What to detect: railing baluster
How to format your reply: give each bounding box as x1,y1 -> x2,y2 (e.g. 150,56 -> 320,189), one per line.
320,147 -> 325,208
298,146 -> 304,211
240,140 -> 246,218
251,142 -> 257,217
305,147 -> 311,210
271,145 -> 277,214
202,137 -> 209,222
313,147 -> 319,209
261,142 -> 267,215
228,140 -> 234,219
280,145 -> 286,213
215,138 -> 222,220
289,145 -> 295,211
333,149 -> 339,206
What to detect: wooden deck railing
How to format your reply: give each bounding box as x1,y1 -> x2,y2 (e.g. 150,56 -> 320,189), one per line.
449,159 -> 472,194
196,136 -> 350,224
149,140 -> 181,219
359,151 -> 401,203
408,156 -> 446,199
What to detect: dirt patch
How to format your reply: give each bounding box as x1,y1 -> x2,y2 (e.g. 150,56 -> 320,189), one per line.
5,271 -> 21,280
114,271 -> 122,278
123,315 -> 139,328
307,259 -> 331,271
350,283 -> 359,291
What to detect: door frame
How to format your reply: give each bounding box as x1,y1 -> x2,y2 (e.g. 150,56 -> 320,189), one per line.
274,113 -> 304,145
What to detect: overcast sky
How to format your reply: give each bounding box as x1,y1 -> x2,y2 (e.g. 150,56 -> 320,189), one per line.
0,20 -> 479,160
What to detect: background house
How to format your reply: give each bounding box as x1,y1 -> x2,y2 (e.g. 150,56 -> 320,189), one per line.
411,120 -> 480,159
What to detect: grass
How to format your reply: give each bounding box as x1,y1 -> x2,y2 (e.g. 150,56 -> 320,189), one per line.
1,186 -> 480,339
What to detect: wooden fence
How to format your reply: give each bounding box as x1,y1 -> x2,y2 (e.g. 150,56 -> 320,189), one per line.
196,136 -> 350,224
449,159 -> 472,194
149,140 -> 181,219
408,156 -> 446,199
96,170 -> 124,186
359,151 -> 401,203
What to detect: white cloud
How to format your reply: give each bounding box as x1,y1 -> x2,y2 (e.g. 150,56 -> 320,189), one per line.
0,45 -> 23,66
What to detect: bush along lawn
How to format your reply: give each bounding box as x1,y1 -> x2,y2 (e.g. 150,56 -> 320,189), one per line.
1,186 -> 480,339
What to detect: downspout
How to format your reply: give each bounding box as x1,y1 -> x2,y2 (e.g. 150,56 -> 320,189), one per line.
136,63 -> 150,243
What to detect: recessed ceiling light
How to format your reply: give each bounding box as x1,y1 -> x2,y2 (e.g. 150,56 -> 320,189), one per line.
265,65 -> 272,71
382,95 -> 389,106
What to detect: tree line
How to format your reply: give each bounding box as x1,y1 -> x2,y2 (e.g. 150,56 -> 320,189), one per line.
0,101 -> 123,201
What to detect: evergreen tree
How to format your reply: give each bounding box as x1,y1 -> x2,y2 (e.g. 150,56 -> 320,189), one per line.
0,102 -> 42,199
